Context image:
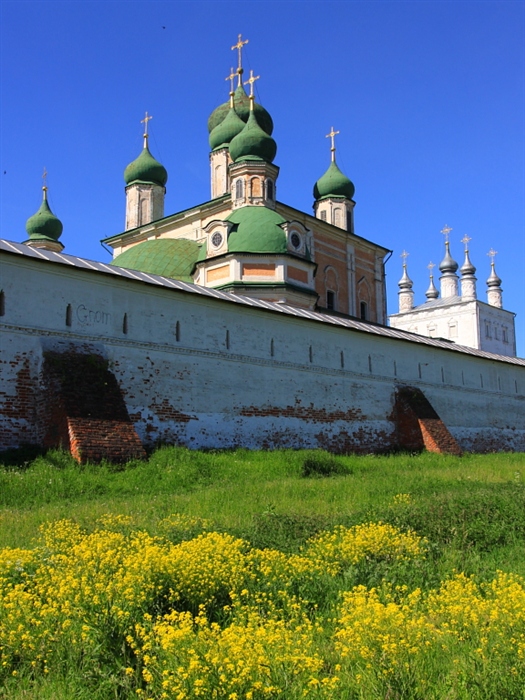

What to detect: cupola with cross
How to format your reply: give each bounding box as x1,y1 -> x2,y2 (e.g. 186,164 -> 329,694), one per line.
313,128 -> 355,232
124,113 -> 167,231
24,169 -> 64,253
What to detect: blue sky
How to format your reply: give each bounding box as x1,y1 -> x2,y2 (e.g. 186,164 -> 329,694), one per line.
1,0 -> 524,355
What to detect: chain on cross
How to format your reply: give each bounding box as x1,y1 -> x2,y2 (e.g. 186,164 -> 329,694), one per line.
461,234 -> 472,251
231,34 -> 249,84
487,248 -> 498,264
441,224 -> 453,243
244,69 -> 260,98
225,67 -> 237,94
326,126 -> 340,161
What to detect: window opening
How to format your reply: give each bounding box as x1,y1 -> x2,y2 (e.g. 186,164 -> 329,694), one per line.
0,290 -> 4,317
267,179 -> 274,200
235,179 -> 243,199
66,304 -> 72,327
360,301 -> 367,320
123,313 -> 128,334
327,290 -> 335,310
175,321 -> 180,342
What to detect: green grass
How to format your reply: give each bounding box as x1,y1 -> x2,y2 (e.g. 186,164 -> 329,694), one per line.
1,447 -> 525,699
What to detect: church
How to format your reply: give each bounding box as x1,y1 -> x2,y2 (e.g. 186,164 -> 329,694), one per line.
2,37 -> 524,460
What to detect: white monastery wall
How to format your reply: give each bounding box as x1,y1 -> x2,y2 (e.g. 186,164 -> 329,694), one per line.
1,251 -> 524,454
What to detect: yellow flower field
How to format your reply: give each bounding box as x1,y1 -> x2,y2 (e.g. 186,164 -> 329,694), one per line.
1,515 -> 524,699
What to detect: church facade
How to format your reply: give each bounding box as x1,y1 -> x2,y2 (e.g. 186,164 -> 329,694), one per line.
2,37 -> 524,460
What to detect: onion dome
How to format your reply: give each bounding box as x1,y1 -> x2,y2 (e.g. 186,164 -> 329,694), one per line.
439,241 -> 458,273
313,161 -> 355,201
124,143 -> 167,187
25,189 -> 63,243
486,261 -> 502,288
112,239 -> 201,283
208,83 -> 274,136
209,104 -> 245,150
425,274 -> 439,300
229,110 -> 277,163
398,263 -> 413,290
460,249 -> 476,276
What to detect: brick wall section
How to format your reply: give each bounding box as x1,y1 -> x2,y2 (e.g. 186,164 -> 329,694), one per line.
395,386 -> 463,455
43,351 -> 146,463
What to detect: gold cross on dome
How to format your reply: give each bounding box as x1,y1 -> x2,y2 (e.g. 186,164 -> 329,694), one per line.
225,67 -> 236,93
42,166 -> 48,191
441,224 -> 452,242
428,261 -> 435,272
231,33 -> 249,73
461,234 -> 472,251
326,126 -> 340,161
244,69 -> 260,98
487,248 -> 498,264
141,112 -> 153,136
400,250 -> 409,264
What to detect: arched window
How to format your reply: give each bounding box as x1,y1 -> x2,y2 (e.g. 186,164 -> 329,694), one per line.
327,290 -> 335,310
139,198 -> 148,226
320,210 -> 327,222
333,208 -> 341,227
250,177 -> 262,197
360,301 -> 368,320
266,179 -> 274,200
235,179 -> 243,199
66,304 -> 72,327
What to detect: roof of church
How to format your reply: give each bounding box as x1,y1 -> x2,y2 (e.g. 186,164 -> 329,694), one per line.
391,295 -> 516,317
225,206 -> 288,254
3,239 -> 522,366
124,144 -> 168,187
111,239 -> 201,282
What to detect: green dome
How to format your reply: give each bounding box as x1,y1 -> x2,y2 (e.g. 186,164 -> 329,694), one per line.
209,106 -> 246,150
124,144 -> 168,187
225,206 -> 287,254
112,239 -> 201,282
25,195 -> 63,242
313,160 -> 355,201
229,111 -> 277,164
208,83 -> 274,136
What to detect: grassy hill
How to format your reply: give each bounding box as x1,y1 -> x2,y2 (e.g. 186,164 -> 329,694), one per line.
1,448 -> 525,698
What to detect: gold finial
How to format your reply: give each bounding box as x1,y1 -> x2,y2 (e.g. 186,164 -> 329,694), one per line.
231,34 -> 249,86
487,248 -> 498,264
400,250 -> 409,265
461,234 -> 472,251
427,261 -> 435,273
441,224 -> 453,242
326,126 -> 340,162
141,112 -> 153,147
244,69 -> 260,104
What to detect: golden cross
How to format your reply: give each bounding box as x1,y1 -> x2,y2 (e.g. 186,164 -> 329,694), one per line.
231,33 -> 249,74
461,234 -> 471,251
441,224 -> 452,242
225,67 -> 236,93
244,69 -> 260,98
400,250 -> 409,264
427,261 -> 435,272
141,112 -> 153,136
487,248 -> 498,264
42,166 -> 48,191
326,126 -> 340,161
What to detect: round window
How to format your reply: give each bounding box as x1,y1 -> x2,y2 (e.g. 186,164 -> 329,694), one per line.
290,232 -> 301,249
211,231 -> 223,248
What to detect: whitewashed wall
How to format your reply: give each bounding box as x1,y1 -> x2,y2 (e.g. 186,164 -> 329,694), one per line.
1,250 -> 524,453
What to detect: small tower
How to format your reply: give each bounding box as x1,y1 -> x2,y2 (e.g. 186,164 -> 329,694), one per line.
438,225 -> 459,298
228,70 -> 279,210
24,168 -> 64,252
313,127 -> 355,232
460,234 -> 477,300
398,251 -> 414,311
425,261 -> 439,300
124,113 -> 167,231
486,249 -> 503,308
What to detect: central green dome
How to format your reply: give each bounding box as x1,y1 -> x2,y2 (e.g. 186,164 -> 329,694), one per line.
124,144 -> 168,187
225,206 -> 288,254
229,111 -> 277,163
25,194 -> 63,242
313,160 -> 355,201
112,239 -> 201,282
208,83 -> 274,136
